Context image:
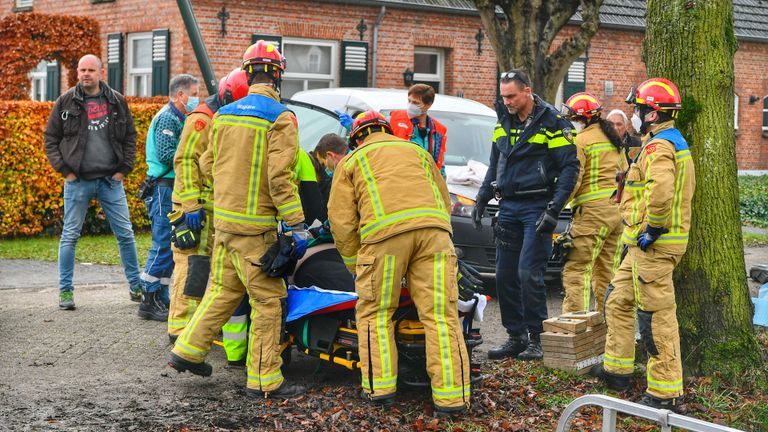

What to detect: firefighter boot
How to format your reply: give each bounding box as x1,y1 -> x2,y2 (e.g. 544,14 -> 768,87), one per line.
488,334 -> 529,360
168,353 -> 212,377
246,380 -> 307,399
639,393 -> 683,413
590,363 -> 631,391
138,290 -> 169,321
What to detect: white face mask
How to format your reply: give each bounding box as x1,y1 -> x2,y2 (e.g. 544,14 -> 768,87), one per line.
572,121 -> 585,133
407,103 -> 423,118
631,113 -> 643,133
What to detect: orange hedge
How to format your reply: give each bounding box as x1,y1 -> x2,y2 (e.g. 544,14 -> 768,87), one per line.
0,100 -> 164,238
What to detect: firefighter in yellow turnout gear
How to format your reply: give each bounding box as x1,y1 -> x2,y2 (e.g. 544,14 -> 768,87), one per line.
169,41 -> 307,399
593,78 -> 695,411
167,68 -> 249,343
560,93 -> 625,315
328,111 -> 470,414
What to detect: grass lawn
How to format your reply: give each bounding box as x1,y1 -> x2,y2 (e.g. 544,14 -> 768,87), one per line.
0,232 -> 152,265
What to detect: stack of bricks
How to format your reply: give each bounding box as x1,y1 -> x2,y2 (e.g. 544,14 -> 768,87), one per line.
541,311 -> 607,374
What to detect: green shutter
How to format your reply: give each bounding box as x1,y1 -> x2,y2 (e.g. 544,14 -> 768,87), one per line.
563,57 -> 587,101
151,29 -> 170,96
107,32 -> 123,93
250,34 -> 282,52
46,62 -> 60,101
341,41 -> 368,87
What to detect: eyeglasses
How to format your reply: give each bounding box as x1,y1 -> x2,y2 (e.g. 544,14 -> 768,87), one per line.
500,71 -> 530,87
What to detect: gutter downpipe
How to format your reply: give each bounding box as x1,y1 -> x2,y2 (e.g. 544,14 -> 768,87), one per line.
177,0 -> 218,95
371,6 -> 386,88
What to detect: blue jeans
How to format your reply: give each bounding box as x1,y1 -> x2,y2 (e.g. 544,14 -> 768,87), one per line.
141,185 -> 174,296
495,198 -> 552,337
59,177 -> 141,291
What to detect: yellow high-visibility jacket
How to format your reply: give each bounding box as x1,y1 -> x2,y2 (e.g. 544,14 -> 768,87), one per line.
173,103 -> 215,213
568,122 -> 623,207
206,84 -> 304,235
328,131 -> 452,270
620,121 -> 695,254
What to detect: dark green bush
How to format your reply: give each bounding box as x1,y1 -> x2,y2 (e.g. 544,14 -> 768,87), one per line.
739,175 -> 768,228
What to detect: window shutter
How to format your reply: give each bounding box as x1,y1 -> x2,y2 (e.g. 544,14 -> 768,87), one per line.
341,41 -> 368,87
45,62 -> 60,100
563,56 -> 587,101
762,96 -> 768,137
151,29 -> 170,96
250,34 -> 282,52
107,32 -> 123,93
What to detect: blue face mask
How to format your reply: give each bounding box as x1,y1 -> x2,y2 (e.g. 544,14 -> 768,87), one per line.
185,96 -> 199,112
325,167 -> 334,177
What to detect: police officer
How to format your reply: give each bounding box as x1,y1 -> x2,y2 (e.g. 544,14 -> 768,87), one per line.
473,69 -> 579,361
592,78 -> 695,411
168,41 -> 307,399
167,68 -> 249,345
328,111 -> 470,414
559,92 -> 624,315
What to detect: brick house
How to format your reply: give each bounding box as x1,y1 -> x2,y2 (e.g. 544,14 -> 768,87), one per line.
4,0 -> 768,170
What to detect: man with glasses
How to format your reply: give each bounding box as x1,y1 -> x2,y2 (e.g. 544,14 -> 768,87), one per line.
472,69 -> 579,361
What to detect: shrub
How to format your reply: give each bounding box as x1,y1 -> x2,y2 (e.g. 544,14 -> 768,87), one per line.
738,175 -> 768,228
0,100 -> 163,238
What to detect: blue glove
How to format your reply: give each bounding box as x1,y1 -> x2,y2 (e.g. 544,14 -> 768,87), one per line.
184,209 -> 206,232
282,222 -> 309,259
335,110 -> 353,130
637,225 -> 666,251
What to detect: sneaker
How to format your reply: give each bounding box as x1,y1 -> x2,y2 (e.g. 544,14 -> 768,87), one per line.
517,340 -> 543,361
590,364 -> 631,391
360,389 -> 395,407
246,380 -> 306,399
168,352 -> 212,377
638,393 -> 683,412
488,334 -> 529,360
129,285 -> 142,302
138,290 -> 169,321
59,290 -> 75,310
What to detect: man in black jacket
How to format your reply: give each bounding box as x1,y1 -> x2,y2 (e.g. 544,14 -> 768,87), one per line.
473,69 -> 579,361
44,54 -> 141,310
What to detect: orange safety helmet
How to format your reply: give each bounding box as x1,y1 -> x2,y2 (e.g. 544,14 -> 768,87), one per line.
562,92 -> 602,121
625,77 -> 682,111
349,110 -> 392,142
218,68 -> 249,105
241,40 -> 285,80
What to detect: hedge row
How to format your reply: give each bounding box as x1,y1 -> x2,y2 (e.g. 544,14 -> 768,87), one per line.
739,175 -> 768,228
0,100 -> 163,238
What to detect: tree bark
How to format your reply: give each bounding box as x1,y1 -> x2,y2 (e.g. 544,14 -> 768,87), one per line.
644,0 -> 764,385
474,0 -> 601,103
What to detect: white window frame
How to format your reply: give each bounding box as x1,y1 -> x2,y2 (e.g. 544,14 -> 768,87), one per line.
734,94 -> 739,130
127,32 -> 153,97
28,60 -> 48,101
16,0 -> 33,9
282,37 -> 338,93
413,47 -> 444,89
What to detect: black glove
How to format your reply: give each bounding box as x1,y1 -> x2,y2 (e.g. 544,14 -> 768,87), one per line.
259,234 -> 298,278
457,260 -> 484,301
168,210 -> 200,250
535,201 -> 560,234
471,204 -> 486,231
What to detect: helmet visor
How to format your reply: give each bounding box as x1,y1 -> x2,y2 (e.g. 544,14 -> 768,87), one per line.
624,86 -> 637,105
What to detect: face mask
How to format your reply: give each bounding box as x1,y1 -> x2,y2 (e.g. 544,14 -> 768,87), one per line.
572,121 -> 585,133
185,96 -> 199,112
407,103 -> 423,118
631,113 -> 643,134
325,167 -> 334,177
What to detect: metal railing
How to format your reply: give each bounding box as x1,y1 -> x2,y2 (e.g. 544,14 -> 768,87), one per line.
555,394 -> 744,432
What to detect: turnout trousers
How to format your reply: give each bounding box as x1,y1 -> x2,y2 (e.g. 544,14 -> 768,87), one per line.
562,201 -> 622,315
355,227 -> 470,409
172,230 -> 288,392
167,203 -> 214,338
603,245 -> 684,399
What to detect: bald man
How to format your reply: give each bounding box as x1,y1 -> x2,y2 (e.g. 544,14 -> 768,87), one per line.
44,54 -> 141,310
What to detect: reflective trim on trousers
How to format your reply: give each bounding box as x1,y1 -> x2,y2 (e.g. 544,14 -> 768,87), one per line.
432,384 -> 471,400
604,353 -> 634,370
434,252 -> 455,389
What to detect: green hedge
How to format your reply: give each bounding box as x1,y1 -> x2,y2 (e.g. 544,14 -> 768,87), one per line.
0,100 -> 163,238
739,175 -> 768,228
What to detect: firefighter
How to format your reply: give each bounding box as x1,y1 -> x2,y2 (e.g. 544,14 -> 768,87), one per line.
168,41 -> 307,399
592,78 -> 695,411
328,111 -> 470,414
167,68 -> 249,345
559,92 -> 624,315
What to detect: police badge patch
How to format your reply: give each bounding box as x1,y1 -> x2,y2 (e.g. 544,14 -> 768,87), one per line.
562,127 -> 574,144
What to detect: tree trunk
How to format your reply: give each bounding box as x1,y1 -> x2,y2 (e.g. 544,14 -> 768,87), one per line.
644,0 -> 764,385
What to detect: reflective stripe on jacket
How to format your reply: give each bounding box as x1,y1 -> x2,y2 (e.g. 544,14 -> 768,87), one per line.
208,84 -> 304,235
620,121 -> 695,254
172,101 -> 217,212
328,132 -> 452,269
568,123 -> 622,207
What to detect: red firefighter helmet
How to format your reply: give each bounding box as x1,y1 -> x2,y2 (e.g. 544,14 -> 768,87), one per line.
562,92 -> 602,120
349,110 -> 392,141
241,40 -> 285,79
625,77 -> 682,111
218,68 -> 249,105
